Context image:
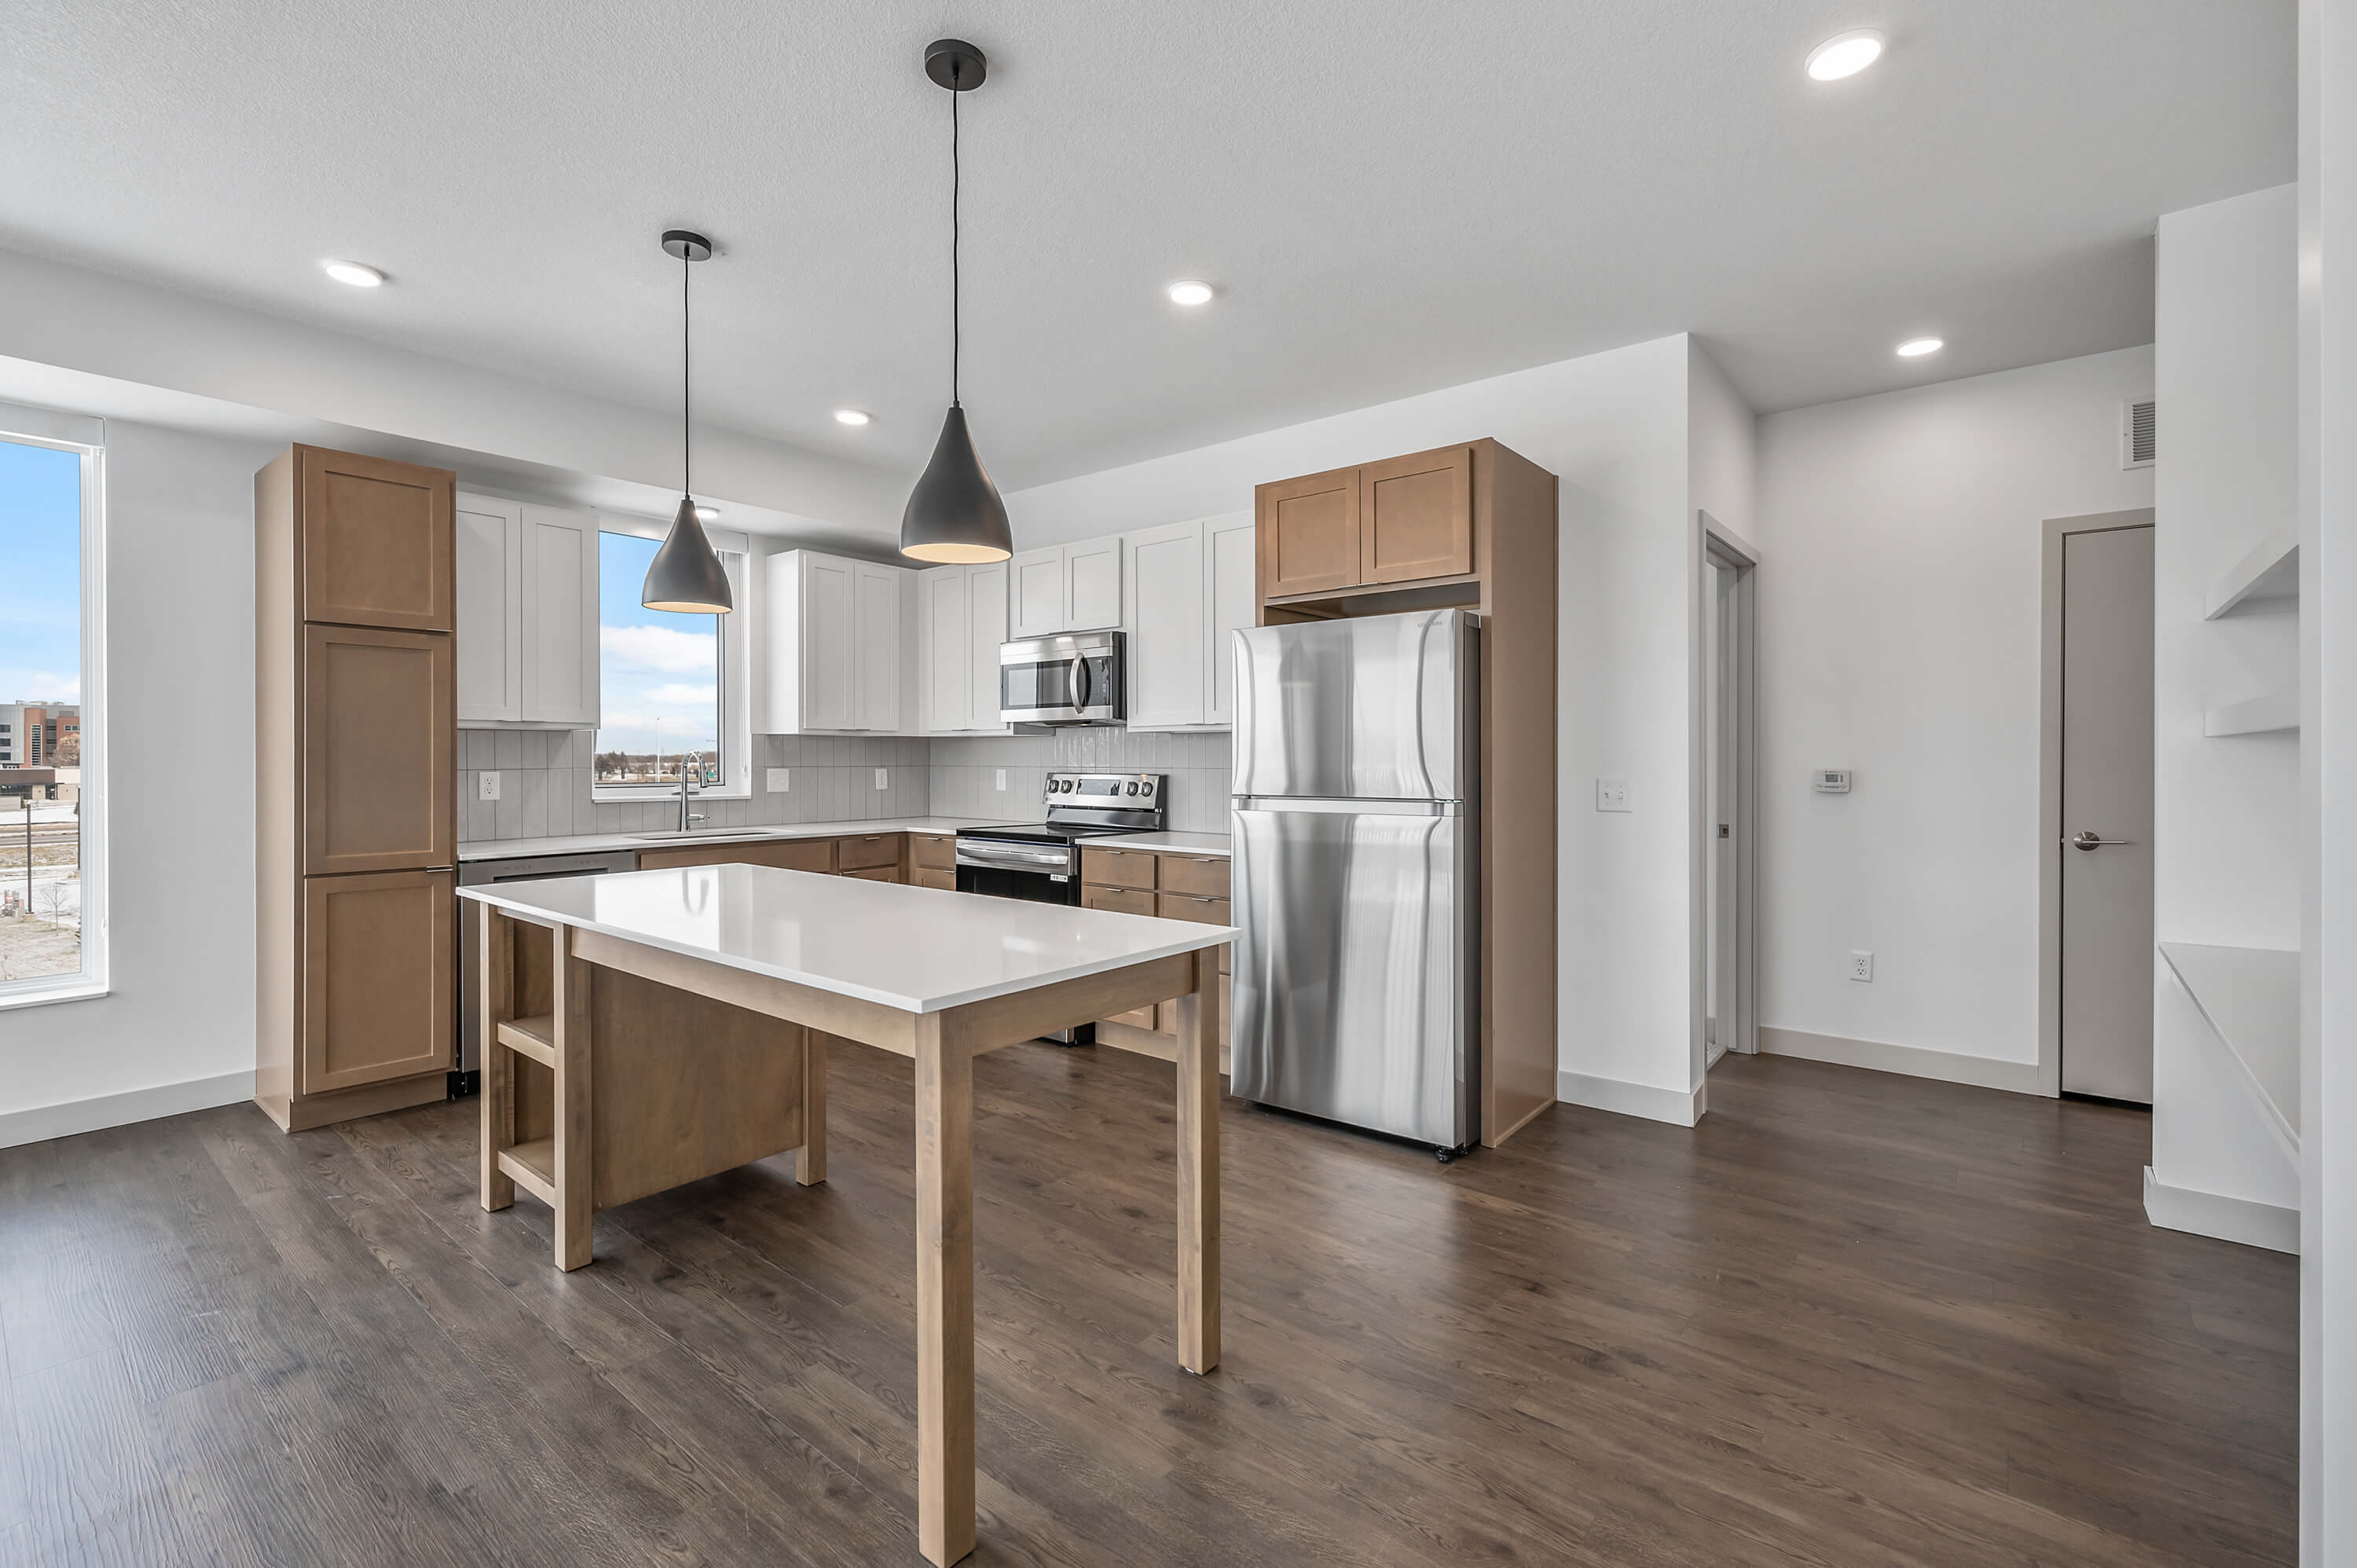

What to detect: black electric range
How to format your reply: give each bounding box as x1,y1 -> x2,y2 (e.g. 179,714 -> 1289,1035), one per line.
954,772 -> 1166,905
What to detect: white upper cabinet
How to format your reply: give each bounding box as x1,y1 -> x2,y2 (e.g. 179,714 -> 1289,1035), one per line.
1121,511 -> 1256,731
917,561 -> 1012,735
766,550 -> 915,734
1006,540 -> 1125,637
1125,522 -> 1205,727
1203,512 -> 1257,729
519,505 -> 599,725
456,493 -> 599,727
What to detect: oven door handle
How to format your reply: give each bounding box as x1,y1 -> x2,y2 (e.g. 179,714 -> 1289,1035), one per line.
955,842 -> 1074,870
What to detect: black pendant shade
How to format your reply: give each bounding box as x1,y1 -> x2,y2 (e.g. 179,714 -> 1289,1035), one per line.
643,227 -> 734,614
900,405 -> 1012,563
900,39 -> 1012,565
643,494 -> 735,612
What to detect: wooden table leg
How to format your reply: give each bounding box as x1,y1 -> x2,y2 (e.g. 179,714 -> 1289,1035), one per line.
479,908 -> 515,1212
914,1013 -> 975,1566
553,925 -> 595,1272
1174,951 -> 1222,1375
795,1029 -> 828,1186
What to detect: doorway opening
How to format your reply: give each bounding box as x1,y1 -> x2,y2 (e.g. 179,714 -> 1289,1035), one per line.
2037,509 -> 2156,1103
1699,512 -> 1759,1075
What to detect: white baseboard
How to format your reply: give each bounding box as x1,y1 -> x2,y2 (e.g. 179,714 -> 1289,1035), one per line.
2143,1167 -> 2299,1255
1758,1026 -> 2043,1095
1556,1071 -> 1706,1127
0,1069 -> 256,1152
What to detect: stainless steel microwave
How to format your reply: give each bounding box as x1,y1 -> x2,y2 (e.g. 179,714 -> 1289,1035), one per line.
999,630 -> 1124,726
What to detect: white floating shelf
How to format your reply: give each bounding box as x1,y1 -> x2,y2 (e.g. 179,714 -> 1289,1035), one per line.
2205,529 -> 2300,619
2204,688 -> 2299,737
2160,941 -> 2299,1160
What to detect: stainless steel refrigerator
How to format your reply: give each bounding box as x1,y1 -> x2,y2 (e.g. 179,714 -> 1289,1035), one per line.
1229,609 -> 1479,1156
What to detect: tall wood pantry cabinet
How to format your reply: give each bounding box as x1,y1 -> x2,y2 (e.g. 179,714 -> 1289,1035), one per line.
255,445 -> 459,1131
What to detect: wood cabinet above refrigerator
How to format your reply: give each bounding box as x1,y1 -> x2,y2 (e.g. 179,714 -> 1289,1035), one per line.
293,445 -> 456,632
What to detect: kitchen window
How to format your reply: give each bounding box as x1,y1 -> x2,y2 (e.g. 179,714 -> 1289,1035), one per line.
0,405 -> 105,1006
592,524 -> 750,800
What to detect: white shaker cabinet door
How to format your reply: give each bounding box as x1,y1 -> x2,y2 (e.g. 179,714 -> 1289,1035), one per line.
1203,512 -> 1257,729
1010,546 -> 1065,639
918,565 -> 970,733
519,504 -> 599,727
1065,537 -> 1124,630
853,560 -> 906,732
802,555 -> 857,731
966,561 -> 1010,733
454,496 -> 522,723
1124,521 -> 1205,727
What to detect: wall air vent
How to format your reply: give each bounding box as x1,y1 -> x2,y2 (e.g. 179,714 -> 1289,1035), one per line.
2121,397 -> 2157,469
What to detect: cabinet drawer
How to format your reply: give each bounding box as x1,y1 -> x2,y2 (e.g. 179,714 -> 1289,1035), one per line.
842,865 -> 900,883
837,833 -> 902,871
911,831 -> 956,870
914,866 -> 958,891
1082,845 -> 1158,890
1155,892 -> 1230,925
1082,884 -> 1156,918
1158,855 -> 1229,899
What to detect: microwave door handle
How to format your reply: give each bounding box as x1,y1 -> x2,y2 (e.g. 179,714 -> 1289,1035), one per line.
1070,654 -> 1091,711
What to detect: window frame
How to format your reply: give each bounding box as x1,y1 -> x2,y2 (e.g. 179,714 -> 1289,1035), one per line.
589,516 -> 751,803
0,402 -> 107,1009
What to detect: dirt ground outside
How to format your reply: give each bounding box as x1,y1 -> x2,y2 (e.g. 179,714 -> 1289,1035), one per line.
0,905 -> 81,980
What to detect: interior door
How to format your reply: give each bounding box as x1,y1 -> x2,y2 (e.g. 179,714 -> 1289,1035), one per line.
1258,467 -> 1360,597
302,624 -> 454,876
2060,524 -> 2156,1101
1359,445 -> 1473,585
298,446 -> 454,632
302,867 -> 453,1093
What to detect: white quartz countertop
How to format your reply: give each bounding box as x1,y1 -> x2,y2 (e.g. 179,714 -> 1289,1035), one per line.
457,863 -> 1237,1014
1111,831 -> 1232,858
457,817 -> 1012,864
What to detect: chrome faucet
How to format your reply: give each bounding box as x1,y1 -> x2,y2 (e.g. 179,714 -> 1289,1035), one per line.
676,750 -> 706,831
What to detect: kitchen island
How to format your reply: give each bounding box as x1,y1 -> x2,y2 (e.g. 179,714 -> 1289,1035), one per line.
457,863 -> 1234,1567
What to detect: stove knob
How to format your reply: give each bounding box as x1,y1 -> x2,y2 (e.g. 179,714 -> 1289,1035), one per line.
1125,782 -> 1138,796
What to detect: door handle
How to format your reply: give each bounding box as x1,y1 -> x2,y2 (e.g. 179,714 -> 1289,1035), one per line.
2069,831 -> 2136,851
1070,654 -> 1091,710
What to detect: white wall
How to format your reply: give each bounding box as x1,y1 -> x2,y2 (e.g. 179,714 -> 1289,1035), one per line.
2151,185 -> 2303,1219
0,419 -> 273,1143
1750,347 -> 2155,1076
1006,334 -> 1707,1123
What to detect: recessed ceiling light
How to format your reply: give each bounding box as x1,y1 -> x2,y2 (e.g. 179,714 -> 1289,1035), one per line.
1896,336 -> 1944,357
1805,30 -> 1884,81
692,504 -> 720,521
321,259 -> 385,288
1167,280 -> 1215,306
834,408 -> 872,426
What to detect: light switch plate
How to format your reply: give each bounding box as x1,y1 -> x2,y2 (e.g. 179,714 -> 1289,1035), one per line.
995,769 -> 1006,792
873,768 -> 889,790
1849,950 -> 1875,983
1595,777 -> 1632,812
766,768 -> 790,793
478,771 -> 502,801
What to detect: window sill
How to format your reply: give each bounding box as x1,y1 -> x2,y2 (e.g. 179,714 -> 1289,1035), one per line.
0,979 -> 108,1011
591,787 -> 751,805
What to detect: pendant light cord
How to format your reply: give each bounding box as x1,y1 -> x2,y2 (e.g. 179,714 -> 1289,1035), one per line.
951,65 -> 962,408
681,246 -> 693,496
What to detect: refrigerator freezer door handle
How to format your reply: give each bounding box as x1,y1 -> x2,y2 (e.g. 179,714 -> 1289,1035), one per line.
1231,797 -> 1463,817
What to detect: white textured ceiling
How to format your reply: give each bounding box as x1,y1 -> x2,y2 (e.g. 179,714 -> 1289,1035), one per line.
1,1 -> 2292,493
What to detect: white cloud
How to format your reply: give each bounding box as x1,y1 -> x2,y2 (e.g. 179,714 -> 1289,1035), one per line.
644,683 -> 717,707
0,671 -> 80,704
600,624 -> 716,675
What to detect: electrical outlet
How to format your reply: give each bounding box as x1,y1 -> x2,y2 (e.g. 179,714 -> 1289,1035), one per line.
994,768 -> 1006,792
1595,777 -> 1632,812
1849,950 -> 1874,983
873,768 -> 889,790
478,771 -> 502,802
766,768 -> 790,793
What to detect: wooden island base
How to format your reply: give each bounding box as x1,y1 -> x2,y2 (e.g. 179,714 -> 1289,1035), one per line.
473,903 -> 1222,1567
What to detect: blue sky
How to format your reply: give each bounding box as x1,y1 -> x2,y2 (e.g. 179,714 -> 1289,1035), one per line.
595,530 -> 718,760
0,438 -> 81,706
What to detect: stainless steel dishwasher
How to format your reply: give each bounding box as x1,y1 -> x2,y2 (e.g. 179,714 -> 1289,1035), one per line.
454,849 -> 640,1092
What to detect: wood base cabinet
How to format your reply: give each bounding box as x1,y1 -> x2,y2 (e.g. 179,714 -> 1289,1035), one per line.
257,445 -> 459,1131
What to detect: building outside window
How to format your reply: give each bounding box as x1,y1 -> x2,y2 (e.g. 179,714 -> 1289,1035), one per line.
592,526 -> 747,798
0,405 -> 105,1002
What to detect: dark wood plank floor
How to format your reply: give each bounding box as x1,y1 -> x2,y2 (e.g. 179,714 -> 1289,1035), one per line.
0,1048 -> 2295,1566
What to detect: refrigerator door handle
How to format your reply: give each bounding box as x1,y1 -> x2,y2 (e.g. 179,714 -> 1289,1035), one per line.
1233,797 -> 1463,817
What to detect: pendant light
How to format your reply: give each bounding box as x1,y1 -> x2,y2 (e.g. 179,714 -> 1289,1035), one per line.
899,38 -> 1014,564
642,229 -> 735,614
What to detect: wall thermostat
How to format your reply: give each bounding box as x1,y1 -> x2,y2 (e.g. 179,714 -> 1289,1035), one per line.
1814,769 -> 1853,793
